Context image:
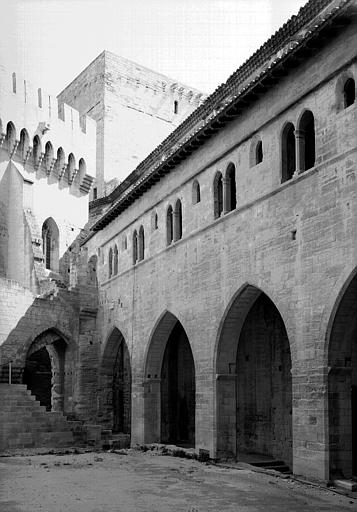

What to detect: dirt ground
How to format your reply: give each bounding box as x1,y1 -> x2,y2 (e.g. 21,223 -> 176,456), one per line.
0,449 -> 356,512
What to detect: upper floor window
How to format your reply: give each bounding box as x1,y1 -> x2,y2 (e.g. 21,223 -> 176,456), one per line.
133,230 -> 138,264
174,100 -> 178,114
138,226 -> 145,261
122,235 -> 127,251
173,199 -> 182,241
255,140 -> 263,165
167,205 -> 173,246
38,88 -> 42,108
42,217 -> 59,272
344,78 -> 355,108
113,244 -> 118,275
213,171 -> 223,219
297,110 -> 315,172
108,247 -> 113,277
192,179 -> 201,204
12,72 -> 16,93
152,211 -> 158,231
225,163 -> 236,212
281,122 -> 296,183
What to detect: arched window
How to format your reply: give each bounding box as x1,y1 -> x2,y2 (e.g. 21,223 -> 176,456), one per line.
166,205 -> 173,246
67,153 -> 76,183
56,147 -> 65,178
113,244 -> 118,275
38,88 -> 42,108
281,122 -> 296,183
42,218 -> 59,272
343,78 -> 355,108
108,247 -> 113,277
152,210 -> 158,231
33,135 -> 42,167
18,128 -> 29,161
298,110 -> 315,172
225,163 -> 236,212
192,179 -> 201,204
5,122 -> 16,154
132,230 -> 138,264
213,171 -> 223,219
122,235 -> 127,251
173,199 -> 182,241
138,226 -> 145,261
174,100 -> 178,114
255,140 -> 263,164
44,141 -> 54,174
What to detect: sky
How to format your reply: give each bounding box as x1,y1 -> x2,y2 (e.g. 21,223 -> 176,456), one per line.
0,0 -> 307,96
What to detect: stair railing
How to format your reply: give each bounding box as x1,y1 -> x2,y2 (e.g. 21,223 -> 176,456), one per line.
0,359 -> 13,384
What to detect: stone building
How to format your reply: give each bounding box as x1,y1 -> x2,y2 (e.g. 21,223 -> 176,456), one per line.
57,51 -> 206,200
1,0 -> 357,487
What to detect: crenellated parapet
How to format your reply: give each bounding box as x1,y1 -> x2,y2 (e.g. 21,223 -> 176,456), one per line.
0,65 -> 96,195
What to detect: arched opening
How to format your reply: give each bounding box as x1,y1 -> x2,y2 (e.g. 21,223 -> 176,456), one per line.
132,230 -> 138,264
18,128 -> 30,162
166,205 -> 173,246
225,163 -> 236,212
152,211 -> 158,231
56,147 -> 65,178
173,199 -> 182,242
42,217 -> 59,272
255,140 -> 263,165
144,312 -> 195,447
298,110 -> 315,172
99,328 -> 131,436
281,122 -> 296,183
67,153 -> 76,184
328,270 -> 357,479
113,244 -> 118,275
343,78 -> 355,109
44,141 -> 54,174
23,331 -> 68,413
108,247 -> 113,277
213,171 -> 223,219
33,135 -> 42,168
138,225 -> 145,261
215,286 -> 292,467
5,122 -> 16,154
192,179 -> 201,204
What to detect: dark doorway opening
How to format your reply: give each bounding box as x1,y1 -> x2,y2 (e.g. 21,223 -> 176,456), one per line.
112,338 -> 131,434
161,321 -> 195,447
23,346 -> 52,410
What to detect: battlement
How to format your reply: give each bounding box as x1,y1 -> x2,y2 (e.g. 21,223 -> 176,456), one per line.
0,64 -> 96,194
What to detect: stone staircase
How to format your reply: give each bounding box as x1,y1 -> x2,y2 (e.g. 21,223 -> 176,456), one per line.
0,384 -> 80,451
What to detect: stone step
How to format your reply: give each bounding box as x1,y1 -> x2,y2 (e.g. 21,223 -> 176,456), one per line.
250,460 -> 291,473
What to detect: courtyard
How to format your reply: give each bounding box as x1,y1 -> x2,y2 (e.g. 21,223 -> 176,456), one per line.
0,449 -> 355,512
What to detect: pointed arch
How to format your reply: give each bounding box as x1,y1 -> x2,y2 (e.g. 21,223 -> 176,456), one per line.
225,162 -> 236,212
18,128 -> 30,161
192,179 -> 201,204
215,284 -> 292,466
144,311 -> 195,445
138,225 -> 145,261
56,147 -> 65,177
297,109 -> 315,172
44,141 -> 54,173
173,199 -> 182,241
108,247 -> 113,277
132,230 -> 138,264
213,171 -> 223,219
281,122 -> 296,182
166,205 -> 173,246
5,121 -> 16,154
113,244 -> 118,275
99,327 -> 132,434
42,217 -> 59,272
33,135 -> 42,167
67,153 -> 76,184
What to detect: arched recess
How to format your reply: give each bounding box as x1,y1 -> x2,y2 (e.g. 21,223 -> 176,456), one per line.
328,268 -> 357,479
32,135 -> 42,168
144,311 -> 196,446
5,122 -> 16,154
281,122 -> 296,183
99,327 -> 131,435
22,329 -> 68,413
225,162 -> 236,213
166,205 -> 173,246
213,171 -> 223,219
17,128 -> 30,162
297,110 -> 315,172
215,285 -> 292,467
173,199 -> 182,242
42,217 -> 59,272
192,179 -> 201,204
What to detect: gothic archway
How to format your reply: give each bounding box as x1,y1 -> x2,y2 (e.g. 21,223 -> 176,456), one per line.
215,285 -> 292,467
144,311 -> 195,446
99,328 -> 131,435
328,269 -> 357,479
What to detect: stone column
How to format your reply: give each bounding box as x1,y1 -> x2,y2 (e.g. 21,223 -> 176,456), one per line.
294,129 -> 305,174
223,176 -> 231,214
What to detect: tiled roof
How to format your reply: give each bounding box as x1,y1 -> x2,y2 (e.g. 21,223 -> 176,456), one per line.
88,0 -> 352,235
